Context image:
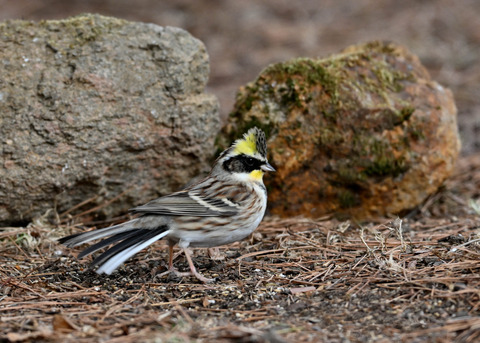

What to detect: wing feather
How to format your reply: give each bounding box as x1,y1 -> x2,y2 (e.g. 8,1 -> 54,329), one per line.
131,189 -> 239,217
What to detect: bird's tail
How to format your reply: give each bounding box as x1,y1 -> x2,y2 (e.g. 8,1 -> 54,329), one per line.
58,219 -> 170,275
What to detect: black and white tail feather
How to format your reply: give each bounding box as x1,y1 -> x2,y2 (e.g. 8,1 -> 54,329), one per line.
59,219 -> 169,274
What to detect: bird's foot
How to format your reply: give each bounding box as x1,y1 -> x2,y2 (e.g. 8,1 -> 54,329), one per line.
154,247 -> 216,283
173,269 -> 215,283
156,267 -> 215,283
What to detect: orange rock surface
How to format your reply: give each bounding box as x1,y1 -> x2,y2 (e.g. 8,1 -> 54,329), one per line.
220,41 -> 460,219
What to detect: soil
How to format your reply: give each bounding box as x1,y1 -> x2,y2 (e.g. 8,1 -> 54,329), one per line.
1,1 -> 480,342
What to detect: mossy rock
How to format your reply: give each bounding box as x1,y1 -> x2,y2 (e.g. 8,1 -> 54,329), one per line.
218,41 -> 460,219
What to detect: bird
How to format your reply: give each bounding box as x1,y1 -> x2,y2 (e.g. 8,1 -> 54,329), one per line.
58,127 -> 275,283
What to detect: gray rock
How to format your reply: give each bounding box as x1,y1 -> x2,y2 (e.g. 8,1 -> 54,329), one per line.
0,14 -> 220,225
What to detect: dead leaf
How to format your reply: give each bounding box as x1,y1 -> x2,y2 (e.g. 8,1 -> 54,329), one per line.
53,314 -> 78,333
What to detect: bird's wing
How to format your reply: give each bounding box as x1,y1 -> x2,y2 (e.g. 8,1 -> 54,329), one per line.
131,189 -> 239,217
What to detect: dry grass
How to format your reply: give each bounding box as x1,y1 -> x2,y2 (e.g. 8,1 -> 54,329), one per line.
1,154 -> 480,343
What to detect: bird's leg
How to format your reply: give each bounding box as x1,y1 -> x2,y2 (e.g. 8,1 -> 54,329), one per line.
182,248 -> 215,283
156,244 -> 214,283
155,243 -> 177,278
168,243 -> 174,270
167,248 -> 215,283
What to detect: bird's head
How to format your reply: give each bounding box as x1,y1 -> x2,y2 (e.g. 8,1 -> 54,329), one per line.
215,127 -> 275,183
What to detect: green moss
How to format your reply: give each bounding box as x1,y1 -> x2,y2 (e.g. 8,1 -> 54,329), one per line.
355,41 -> 401,57
338,189 -> 359,209
411,129 -> 425,141
335,165 -> 367,185
278,77 -> 302,108
398,106 -> 415,121
319,109 -> 337,122
348,135 -> 410,178
317,128 -> 344,147
370,106 -> 414,130
341,48 -> 415,109
362,139 -> 409,177
40,14 -> 125,48
239,94 -> 254,112
372,65 -> 408,92
264,58 -> 329,85
238,84 -> 262,111
262,103 -> 270,114
262,58 -> 341,106
365,155 -> 407,177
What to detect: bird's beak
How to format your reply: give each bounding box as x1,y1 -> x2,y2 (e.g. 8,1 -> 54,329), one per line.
261,162 -> 276,172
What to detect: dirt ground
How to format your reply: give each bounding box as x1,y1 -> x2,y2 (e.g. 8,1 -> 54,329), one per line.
1,1 -> 480,342
0,153 -> 479,342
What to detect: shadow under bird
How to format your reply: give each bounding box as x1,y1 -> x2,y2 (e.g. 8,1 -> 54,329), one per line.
59,127 -> 275,283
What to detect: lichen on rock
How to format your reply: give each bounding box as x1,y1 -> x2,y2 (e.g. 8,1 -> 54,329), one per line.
220,41 -> 460,219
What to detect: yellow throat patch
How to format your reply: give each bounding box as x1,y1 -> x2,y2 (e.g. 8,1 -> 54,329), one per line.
234,131 -> 257,156
249,170 -> 264,181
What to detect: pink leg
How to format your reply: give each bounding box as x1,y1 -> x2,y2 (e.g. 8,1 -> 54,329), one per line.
156,243 -> 177,277
183,248 -> 215,283
168,244 -> 174,269
156,245 -> 215,283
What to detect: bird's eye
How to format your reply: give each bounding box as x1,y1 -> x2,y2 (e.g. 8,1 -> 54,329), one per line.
245,158 -> 255,166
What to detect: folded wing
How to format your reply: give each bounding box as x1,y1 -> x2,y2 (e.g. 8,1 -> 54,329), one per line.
131,190 -> 239,217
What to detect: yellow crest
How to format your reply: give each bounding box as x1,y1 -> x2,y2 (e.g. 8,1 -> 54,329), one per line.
233,130 -> 257,156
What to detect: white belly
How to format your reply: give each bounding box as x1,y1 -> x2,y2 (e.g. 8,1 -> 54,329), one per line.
172,183 -> 267,248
